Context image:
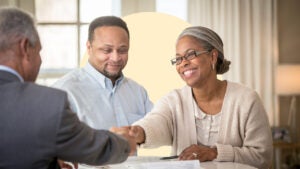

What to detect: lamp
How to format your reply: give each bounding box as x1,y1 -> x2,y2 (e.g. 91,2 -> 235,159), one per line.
276,65 -> 300,142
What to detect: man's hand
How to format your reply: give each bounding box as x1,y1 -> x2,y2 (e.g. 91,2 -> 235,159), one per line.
110,126 -> 137,155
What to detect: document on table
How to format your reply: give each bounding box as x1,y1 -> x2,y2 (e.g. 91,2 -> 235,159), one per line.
121,160 -> 201,169
83,156 -> 201,169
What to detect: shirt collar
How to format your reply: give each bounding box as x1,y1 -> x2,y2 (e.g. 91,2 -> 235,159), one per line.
83,62 -> 124,89
0,65 -> 24,82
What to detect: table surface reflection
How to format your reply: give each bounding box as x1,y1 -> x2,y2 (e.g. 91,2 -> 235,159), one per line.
200,161 -> 257,169
79,156 -> 257,169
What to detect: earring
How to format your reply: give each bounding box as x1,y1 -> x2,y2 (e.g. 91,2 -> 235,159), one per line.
212,64 -> 215,70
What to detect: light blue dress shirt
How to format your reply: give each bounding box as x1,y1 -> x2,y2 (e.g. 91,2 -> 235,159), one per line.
0,65 -> 24,82
53,62 -> 153,129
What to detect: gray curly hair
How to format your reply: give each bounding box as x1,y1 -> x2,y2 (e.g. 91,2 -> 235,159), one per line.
177,26 -> 231,74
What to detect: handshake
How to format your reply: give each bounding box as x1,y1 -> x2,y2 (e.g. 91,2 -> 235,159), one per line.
109,125 -> 145,155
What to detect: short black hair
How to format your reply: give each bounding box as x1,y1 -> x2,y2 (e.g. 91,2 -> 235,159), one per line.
88,16 -> 129,42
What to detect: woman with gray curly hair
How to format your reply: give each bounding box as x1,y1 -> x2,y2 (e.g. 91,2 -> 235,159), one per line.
111,26 -> 273,169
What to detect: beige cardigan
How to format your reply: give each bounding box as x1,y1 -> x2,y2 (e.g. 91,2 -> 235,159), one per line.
134,81 -> 273,169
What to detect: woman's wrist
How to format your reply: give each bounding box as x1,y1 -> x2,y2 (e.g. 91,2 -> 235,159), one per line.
133,125 -> 146,144
210,147 -> 218,160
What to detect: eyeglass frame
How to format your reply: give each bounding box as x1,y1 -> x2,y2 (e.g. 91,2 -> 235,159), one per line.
170,50 -> 210,65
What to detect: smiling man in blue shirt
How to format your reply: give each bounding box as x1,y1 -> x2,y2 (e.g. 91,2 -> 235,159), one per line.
53,16 -> 153,130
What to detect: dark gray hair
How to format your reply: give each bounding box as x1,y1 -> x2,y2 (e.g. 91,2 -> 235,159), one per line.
88,16 -> 129,42
0,7 -> 39,51
177,26 -> 231,74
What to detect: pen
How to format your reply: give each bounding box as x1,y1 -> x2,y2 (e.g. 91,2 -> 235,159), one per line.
159,155 -> 179,160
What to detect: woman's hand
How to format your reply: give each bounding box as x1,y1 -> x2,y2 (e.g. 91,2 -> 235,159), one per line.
110,125 -> 146,155
110,125 -> 145,145
109,126 -> 137,155
128,125 -> 145,144
179,144 -> 217,162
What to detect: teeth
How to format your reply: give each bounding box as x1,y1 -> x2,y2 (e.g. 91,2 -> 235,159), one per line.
183,70 -> 194,76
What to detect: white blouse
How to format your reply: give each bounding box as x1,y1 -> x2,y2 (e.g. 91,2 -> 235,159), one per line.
193,100 -> 222,147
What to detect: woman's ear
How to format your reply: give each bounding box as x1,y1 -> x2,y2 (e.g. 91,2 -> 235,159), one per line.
211,49 -> 218,64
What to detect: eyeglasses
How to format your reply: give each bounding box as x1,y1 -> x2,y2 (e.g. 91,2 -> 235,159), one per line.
170,50 -> 209,65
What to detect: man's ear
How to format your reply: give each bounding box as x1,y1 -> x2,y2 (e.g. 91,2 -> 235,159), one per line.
86,41 -> 92,54
19,38 -> 31,61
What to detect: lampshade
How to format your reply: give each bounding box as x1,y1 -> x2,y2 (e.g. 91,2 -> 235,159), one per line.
276,65 -> 300,95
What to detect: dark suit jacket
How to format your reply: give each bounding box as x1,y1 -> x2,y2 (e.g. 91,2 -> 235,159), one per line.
0,70 -> 130,169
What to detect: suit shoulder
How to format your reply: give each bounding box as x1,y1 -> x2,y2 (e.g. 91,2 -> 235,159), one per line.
25,82 -> 68,98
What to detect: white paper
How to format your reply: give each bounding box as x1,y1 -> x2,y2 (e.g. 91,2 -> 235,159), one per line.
123,160 -> 201,169
79,156 -> 201,169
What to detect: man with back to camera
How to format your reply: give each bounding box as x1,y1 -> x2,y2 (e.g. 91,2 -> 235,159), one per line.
53,16 -> 153,130
0,6 -> 136,169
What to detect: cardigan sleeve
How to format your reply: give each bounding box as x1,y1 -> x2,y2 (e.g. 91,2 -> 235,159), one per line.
133,94 -> 174,148
133,86 -> 198,155
215,90 -> 273,169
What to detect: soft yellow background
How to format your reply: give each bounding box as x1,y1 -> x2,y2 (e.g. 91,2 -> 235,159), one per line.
123,12 -> 190,102
81,12 -> 191,156
124,12 -> 190,156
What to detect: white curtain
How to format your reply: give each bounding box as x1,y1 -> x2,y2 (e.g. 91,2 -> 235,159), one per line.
188,0 -> 278,125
